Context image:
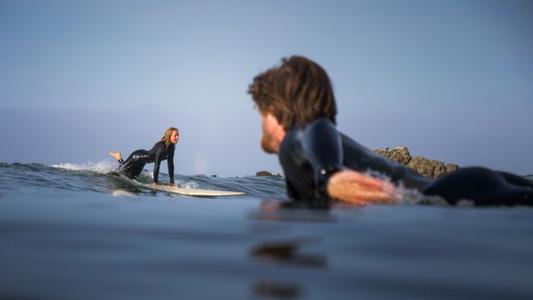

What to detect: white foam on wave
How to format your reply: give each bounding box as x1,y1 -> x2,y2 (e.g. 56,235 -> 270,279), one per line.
177,180 -> 199,189
51,160 -> 116,174
111,189 -> 137,197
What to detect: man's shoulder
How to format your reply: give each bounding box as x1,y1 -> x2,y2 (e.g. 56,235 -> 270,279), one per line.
339,132 -> 368,151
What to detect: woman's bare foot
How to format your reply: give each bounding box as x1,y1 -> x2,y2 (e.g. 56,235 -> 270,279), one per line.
109,152 -> 122,161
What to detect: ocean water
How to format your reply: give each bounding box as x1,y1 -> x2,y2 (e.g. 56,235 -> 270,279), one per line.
1,162 -> 533,300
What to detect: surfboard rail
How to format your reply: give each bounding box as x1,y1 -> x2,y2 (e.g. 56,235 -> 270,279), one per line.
137,182 -> 245,197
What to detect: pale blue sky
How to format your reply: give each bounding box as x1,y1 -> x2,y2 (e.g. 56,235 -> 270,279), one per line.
1,0 -> 532,176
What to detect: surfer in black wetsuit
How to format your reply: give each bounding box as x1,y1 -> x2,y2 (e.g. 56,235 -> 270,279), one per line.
109,127 -> 179,185
248,56 -> 533,207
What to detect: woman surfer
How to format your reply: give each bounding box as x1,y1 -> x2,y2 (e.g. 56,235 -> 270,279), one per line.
109,127 -> 179,185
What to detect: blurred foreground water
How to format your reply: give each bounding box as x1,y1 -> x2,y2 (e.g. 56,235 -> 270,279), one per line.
1,162 -> 532,300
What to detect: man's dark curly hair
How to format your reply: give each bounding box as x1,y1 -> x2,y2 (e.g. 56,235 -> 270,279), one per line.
248,56 -> 337,129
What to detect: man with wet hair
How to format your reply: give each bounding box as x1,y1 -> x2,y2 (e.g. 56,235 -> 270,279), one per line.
248,56 -> 533,208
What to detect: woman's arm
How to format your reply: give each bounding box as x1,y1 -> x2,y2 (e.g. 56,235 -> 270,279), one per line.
167,150 -> 175,185
153,155 -> 162,184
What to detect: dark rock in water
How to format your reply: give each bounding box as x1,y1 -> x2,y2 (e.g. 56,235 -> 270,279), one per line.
256,171 -> 273,176
373,146 -> 459,179
253,280 -> 302,299
256,171 -> 283,177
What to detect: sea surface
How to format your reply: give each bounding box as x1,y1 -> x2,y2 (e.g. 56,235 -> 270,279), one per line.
1,162 -> 533,300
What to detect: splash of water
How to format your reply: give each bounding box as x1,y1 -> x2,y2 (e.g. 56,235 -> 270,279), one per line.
51,160 -> 116,174
177,180 -> 200,189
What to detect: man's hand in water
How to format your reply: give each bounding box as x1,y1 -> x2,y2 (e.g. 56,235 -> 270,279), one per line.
327,170 -> 400,205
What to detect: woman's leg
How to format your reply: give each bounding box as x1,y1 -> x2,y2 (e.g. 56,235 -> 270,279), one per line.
117,150 -> 150,179
109,152 -> 124,164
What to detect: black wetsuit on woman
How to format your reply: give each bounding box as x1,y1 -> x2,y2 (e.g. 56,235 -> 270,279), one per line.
279,118 -> 533,207
116,141 -> 175,184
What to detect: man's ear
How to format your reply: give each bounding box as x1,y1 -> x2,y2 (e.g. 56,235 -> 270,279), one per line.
264,108 -> 283,126
264,112 -> 282,129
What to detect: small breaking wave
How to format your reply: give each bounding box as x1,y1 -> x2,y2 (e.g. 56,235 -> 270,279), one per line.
177,181 -> 200,189
0,161 -> 288,199
50,161 -> 154,180
51,160 -> 116,174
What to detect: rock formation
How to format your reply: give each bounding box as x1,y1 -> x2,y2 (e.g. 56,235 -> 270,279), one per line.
373,146 -> 459,179
256,146 -> 459,179
256,170 -> 282,177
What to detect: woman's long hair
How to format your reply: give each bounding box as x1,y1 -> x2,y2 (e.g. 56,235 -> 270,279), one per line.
161,127 -> 179,148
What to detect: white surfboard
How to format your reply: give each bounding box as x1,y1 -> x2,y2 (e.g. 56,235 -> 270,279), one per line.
138,182 -> 245,197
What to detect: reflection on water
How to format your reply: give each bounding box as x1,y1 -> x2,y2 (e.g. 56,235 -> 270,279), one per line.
250,240 -> 327,268
253,280 -> 302,299
249,200 -> 338,223
111,189 -> 137,197
248,206 -> 328,299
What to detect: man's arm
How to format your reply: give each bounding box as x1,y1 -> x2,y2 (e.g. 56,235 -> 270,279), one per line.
327,170 -> 399,205
301,119 -> 398,205
300,118 -> 343,195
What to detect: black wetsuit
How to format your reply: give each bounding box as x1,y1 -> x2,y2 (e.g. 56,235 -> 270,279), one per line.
117,141 -> 175,184
279,118 -> 533,207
